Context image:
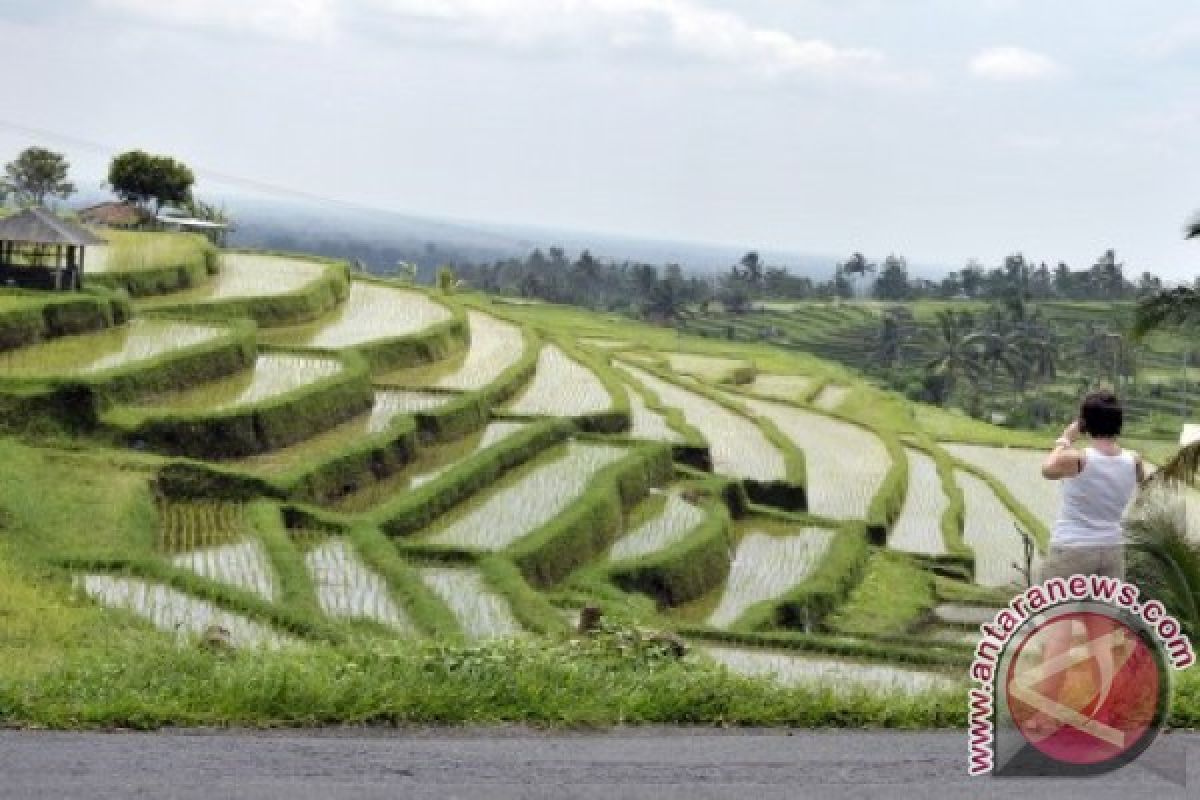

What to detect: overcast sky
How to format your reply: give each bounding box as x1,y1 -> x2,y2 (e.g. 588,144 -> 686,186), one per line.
3,1 -> 1199,276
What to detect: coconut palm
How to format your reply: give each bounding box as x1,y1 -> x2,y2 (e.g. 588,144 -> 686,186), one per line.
1126,490 -> 1200,636
839,252 -> 876,299
925,310 -> 982,400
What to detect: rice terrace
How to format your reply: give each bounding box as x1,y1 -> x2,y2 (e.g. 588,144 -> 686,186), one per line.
3,204 -> 1199,740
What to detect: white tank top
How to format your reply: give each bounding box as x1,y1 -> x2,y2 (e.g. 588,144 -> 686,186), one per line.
1052,447 -> 1138,547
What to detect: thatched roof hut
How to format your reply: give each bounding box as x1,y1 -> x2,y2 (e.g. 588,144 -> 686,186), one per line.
0,207 -> 106,291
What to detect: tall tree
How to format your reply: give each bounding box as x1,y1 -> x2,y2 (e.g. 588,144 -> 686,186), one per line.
108,150 -> 195,214
926,310 -> 983,403
839,252 -> 876,298
3,146 -> 75,206
873,254 -> 910,300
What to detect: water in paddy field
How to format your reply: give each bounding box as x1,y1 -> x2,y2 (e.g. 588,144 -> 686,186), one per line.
708,528 -> 835,628
888,449 -> 950,556
812,384 -> 850,411
665,353 -> 750,383
418,567 -> 521,641
137,253 -> 325,306
293,282 -> 452,348
954,471 -> 1038,588
624,386 -> 682,443
0,319 -> 221,376
74,575 -> 290,649
507,345 -> 612,416
304,539 -> 415,633
610,490 -> 706,562
943,443 -> 1061,528
425,441 -> 627,551
435,311 -> 525,391
618,362 -> 787,482
702,646 -> 956,693
738,396 -> 888,519
171,540 -> 278,602
141,354 -> 342,412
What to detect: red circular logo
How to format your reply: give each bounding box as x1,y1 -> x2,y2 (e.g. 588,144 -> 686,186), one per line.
1005,610 -> 1161,766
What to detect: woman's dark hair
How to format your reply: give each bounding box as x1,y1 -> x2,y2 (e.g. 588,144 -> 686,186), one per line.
1079,390 -> 1123,437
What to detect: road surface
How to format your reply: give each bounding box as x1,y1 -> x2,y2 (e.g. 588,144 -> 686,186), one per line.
0,728 -> 1192,799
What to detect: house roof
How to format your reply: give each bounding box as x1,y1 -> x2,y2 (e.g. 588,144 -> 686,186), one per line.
0,207 -> 106,246
78,201 -> 146,227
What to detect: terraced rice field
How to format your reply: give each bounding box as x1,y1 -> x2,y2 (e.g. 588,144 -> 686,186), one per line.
142,354 -> 342,412
739,397 -> 889,519
618,363 -> 787,482
888,449 -> 949,555
304,539 -> 414,632
610,490 -> 707,561
231,389 -> 428,474
285,282 -> 451,348
943,443 -> 1060,527
0,319 -> 221,376
702,646 -> 954,693
625,386 -> 681,443
425,442 -> 627,550
434,311 -> 524,390
507,345 -> 612,416
955,471 -> 1034,587
86,238 -> 206,273
708,528 -> 834,628
332,421 -> 529,512
813,385 -> 850,411
746,374 -> 812,402
75,575 -> 287,648
419,566 -> 521,640
665,353 -> 751,383
171,540 -> 277,601
136,253 -> 326,306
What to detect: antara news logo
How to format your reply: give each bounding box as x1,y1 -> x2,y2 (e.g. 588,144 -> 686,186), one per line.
967,574 -> 1194,778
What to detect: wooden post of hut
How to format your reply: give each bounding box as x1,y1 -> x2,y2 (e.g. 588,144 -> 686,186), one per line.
0,207 -> 105,291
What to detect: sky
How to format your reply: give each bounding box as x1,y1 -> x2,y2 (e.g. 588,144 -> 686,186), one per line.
3,0 -> 1199,277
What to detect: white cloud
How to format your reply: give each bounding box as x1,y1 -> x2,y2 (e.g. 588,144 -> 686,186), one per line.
95,0 -> 908,85
969,46 -> 1060,81
96,0 -> 338,41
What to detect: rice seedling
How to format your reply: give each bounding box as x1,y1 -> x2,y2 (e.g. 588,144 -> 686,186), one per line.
665,353 -> 751,383
304,539 -> 415,633
618,363 -> 786,482
419,566 -> 521,640
955,470 -> 1037,587
813,385 -> 850,411
702,646 -> 956,693
141,354 -> 342,412
435,311 -> 524,391
289,282 -> 452,349
610,489 -> 706,561
739,397 -> 889,519
943,443 -> 1060,527
171,541 -> 278,602
136,253 -> 325,306
371,389 -> 455,416
888,449 -> 949,555
507,345 -> 612,416
0,319 -> 222,377
707,528 -> 834,628
626,386 -> 681,443
746,373 -> 813,402
74,575 -> 289,648
425,441 -> 627,550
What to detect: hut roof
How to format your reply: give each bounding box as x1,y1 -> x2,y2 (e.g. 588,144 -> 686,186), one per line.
0,207 -> 106,246
78,201 -> 147,228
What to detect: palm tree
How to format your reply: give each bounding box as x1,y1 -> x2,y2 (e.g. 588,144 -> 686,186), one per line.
839,252 -> 876,299
926,310 -> 982,401
877,313 -> 903,369
1126,489 -> 1200,636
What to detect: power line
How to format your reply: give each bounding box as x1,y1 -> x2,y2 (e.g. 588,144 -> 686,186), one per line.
0,117 -> 397,216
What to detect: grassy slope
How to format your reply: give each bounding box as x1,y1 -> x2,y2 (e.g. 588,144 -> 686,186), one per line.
2,285 -> 1196,729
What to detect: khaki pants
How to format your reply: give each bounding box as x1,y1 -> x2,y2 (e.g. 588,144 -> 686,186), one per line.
1038,545 -> 1125,582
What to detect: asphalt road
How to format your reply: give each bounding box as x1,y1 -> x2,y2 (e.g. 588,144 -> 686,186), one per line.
0,728 -> 1193,799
